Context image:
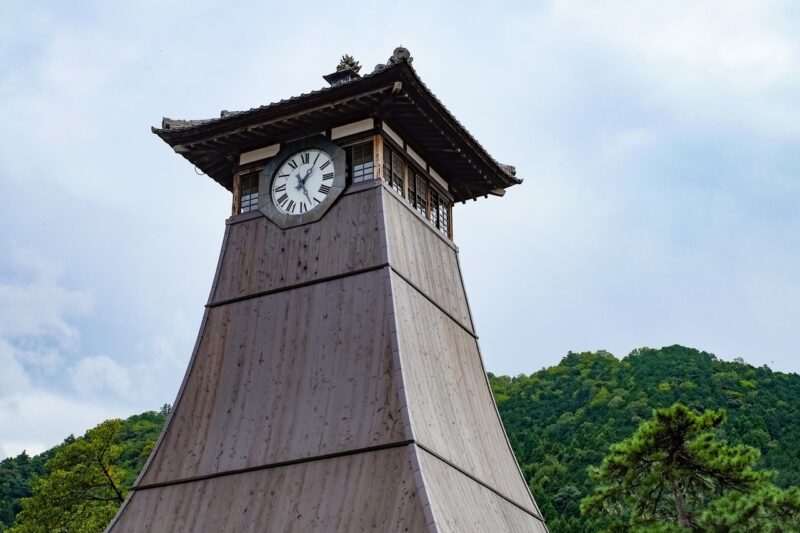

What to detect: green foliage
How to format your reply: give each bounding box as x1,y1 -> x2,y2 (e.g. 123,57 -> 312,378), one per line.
581,403 -> 786,530
489,345 -> 800,532
1,346 -> 799,532
700,485 -> 800,532
0,410 -> 166,532
0,452 -> 49,530
9,420 -> 127,533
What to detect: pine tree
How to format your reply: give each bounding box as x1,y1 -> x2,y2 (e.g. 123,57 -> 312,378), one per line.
581,403 -> 800,531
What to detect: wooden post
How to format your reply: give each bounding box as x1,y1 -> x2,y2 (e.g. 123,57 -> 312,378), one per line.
448,203 -> 454,240
374,134 -> 384,182
231,171 -> 242,216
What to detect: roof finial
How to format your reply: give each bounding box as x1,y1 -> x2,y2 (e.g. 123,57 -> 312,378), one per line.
336,54 -> 362,74
323,54 -> 362,87
372,46 -> 413,73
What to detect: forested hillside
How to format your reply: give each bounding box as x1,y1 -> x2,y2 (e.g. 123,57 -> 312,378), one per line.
1,346 -> 798,531
0,411 -> 166,532
490,345 -> 800,531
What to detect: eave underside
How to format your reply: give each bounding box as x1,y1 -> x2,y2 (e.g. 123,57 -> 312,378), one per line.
153,64 -> 520,203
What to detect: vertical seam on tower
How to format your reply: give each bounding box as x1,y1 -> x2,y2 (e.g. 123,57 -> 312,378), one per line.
378,187 -> 440,533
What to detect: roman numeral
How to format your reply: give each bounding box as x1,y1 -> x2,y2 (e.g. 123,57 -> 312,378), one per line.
313,153 -> 320,165
313,197 -> 322,205
300,153 -> 310,164
286,200 -> 296,213
299,202 -> 307,213
322,172 -> 334,181
276,193 -> 288,206
273,184 -> 286,192
318,184 -> 331,195
287,159 -> 298,170
319,160 -> 331,170
277,172 -> 289,178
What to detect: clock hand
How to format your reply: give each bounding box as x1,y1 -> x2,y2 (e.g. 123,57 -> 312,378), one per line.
295,166 -> 314,189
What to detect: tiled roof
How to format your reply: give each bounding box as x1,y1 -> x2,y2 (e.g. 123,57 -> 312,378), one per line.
153,47 -> 521,200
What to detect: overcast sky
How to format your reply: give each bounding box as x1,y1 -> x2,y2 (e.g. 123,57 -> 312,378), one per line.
1,0 -> 798,459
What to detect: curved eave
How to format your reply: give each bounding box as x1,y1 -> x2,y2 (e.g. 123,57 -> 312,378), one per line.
153,61 -> 522,202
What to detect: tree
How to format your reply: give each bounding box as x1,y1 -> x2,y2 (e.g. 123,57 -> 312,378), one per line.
700,485 -> 800,532
581,403 -> 800,531
9,420 -> 127,533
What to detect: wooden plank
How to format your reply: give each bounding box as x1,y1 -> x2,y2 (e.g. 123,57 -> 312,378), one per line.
110,447 -> 428,533
382,189 -> 472,329
374,134 -> 384,181
416,447 -> 548,533
211,186 -> 384,304
391,271 -> 537,512
231,170 -> 241,216
138,269 -> 404,485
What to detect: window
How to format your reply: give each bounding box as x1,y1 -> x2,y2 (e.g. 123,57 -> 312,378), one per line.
414,172 -> 428,217
391,151 -> 405,197
380,136 -> 452,239
384,145 -> 405,197
430,188 -> 450,236
407,168 -> 417,209
438,197 -> 450,236
351,141 -> 374,183
240,172 -> 259,213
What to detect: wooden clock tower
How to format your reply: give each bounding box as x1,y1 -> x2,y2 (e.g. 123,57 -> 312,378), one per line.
106,48 -> 548,532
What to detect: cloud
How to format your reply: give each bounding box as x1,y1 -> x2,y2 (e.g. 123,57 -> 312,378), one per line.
70,355 -> 133,399
0,245 -> 94,345
1,0 -> 799,459
0,388 -> 130,459
0,246 -> 137,458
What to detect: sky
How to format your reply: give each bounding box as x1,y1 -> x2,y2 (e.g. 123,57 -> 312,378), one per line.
1,0 -> 798,459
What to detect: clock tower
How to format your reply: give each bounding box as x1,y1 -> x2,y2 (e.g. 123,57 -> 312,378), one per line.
106,48 -> 548,532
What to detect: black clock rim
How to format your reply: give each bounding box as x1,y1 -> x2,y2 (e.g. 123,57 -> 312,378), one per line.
257,135 -> 347,229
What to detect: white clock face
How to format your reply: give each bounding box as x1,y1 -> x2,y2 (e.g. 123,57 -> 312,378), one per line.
271,149 -> 335,216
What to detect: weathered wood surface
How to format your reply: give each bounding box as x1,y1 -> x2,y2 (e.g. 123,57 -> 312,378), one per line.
112,447 -> 427,533
139,269 -> 403,485
211,186 -> 385,304
416,447 -> 548,533
382,190 -> 473,330
391,270 -> 537,512
108,183 -> 546,532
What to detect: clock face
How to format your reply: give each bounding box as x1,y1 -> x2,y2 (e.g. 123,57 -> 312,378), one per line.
271,149 -> 335,216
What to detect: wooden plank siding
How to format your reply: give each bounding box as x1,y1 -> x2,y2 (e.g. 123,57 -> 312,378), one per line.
107,183 -> 546,532
416,447 -> 548,533
391,270 -> 538,513
211,185 -> 386,305
112,447 -> 427,533
382,189 -> 473,330
138,269 -> 404,485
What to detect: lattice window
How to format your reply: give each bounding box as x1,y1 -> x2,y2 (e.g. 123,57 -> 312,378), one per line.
415,172 -> 428,217
239,172 -> 259,213
429,188 -> 450,236
382,145 -> 405,197
380,138 -> 451,239
351,141 -> 374,183
407,168 -> 417,209
438,196 -> 450,236
430,189 -> 440,228
390,150 -> 405,197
